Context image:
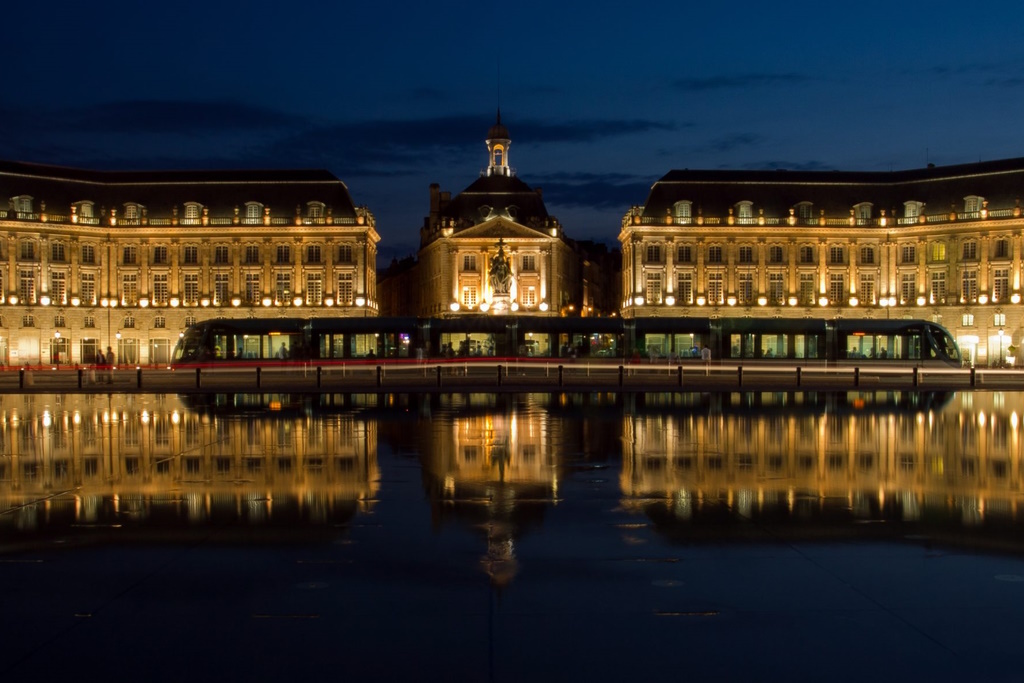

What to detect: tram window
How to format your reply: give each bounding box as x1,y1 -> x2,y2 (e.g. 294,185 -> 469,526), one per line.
645,333 -> 668,360
520,332 -> 551,357
762,334 -> 787,358
794,334 -> 819,359
674,334 -> 699,358
590,333 -> 617,357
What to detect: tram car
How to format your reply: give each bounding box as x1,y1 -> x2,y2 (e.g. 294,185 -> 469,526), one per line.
171,315 -> 962,367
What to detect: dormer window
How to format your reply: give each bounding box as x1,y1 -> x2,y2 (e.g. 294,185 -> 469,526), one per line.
854,203 -> 873,224
12,195 -> 33,215
307,202 -> 325,220
245,202 -> 263,224
796,202 -> 813,220
964,195 -> 984,215
183,203 -> 202,223
76,201 -> 95,219
904,201 -> 923,222
736,201 -> 754,223
123,203 -> 141,221
673,200 -> 692,224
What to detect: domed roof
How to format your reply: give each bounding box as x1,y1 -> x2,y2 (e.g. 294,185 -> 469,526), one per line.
487,110 -> 509,140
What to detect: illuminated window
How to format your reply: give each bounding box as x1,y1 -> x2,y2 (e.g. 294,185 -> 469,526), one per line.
900,273 -> 916,304
462,285 -> 478,307
154,316 -> 166,329
859,274 -> 875,305
799,273 -> 815,305
274,272 -> 291,302
214,274 -> 230,305
522,286 -> 537,307
306,273 -> 323,305
80,273 -> 96,305
855,203 -> 872,224
962,313 -> 974,326
152,274 -> 168,305
707,272 -> 723,305
738,273 -> 754,304
183,274 -> 199,305
829,245 -> 845,265
964,196 -> 983,215
245,203 -> 262,224
521,254 -> 536,271
736,201 -> 754,223
673,201 -> 692,223
930,272 -> 946,303
183,203 -> 201,223
245,273 -> 261,303
995,313 -> 1007,327
646,244 -> 662,263
904,201 -> 922,221
768,272 -> 784,304
962,269 -> 978,302
19,269 -> 35,304
337,273 -> 353,305
50,272 -> 67,305
930,242 -> 946,262
462,254 -> 477,271
994,268 -> 1009,302
829,274 -> 846,303
645,273 -> 662,304
677,273 -> 693,304
860,246 -> 875,265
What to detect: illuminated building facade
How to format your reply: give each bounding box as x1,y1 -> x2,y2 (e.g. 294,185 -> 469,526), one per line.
0,162 -> 379,365
411,114 -> 581,317
620,159 -> 1024,366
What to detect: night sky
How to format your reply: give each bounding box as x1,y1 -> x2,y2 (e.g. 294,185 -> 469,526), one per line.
6,0 -> 1024,261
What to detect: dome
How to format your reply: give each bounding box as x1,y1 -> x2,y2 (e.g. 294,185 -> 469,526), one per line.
487,110 -> 509,140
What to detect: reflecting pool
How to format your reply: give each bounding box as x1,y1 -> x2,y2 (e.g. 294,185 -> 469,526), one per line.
4,390 -> 1024,680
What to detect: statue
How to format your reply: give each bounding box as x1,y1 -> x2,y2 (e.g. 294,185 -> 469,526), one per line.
489,240 -> 513,295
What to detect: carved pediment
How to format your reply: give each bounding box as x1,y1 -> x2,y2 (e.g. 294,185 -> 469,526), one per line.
454,216 -> 546,240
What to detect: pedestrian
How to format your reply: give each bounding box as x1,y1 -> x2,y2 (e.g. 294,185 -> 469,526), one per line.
701,344 -> 712,376
93,349 -> 104,384
105,346 -> 115,384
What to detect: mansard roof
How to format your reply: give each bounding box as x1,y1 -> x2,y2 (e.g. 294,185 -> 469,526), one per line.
0,160 -> 360,220
441,173 -> 550,230
641,157 -> 1024,218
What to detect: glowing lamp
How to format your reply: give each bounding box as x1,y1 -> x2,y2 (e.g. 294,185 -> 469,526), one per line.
757,296 -> 767,306
979,294 -> 989,304
665,295 -> 676,306
539,302 -> 549,312
231,297 -> 242,307
39,295 -> 50,306
818,296 -> 829,307
450,302 -> 461,312
293,296 -> 303,307
916,296 -> 926,306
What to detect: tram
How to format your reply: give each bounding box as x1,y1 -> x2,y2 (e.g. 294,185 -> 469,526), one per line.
171,315 -> 962,367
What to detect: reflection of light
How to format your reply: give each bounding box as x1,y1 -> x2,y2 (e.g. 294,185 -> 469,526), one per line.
171,411 -> 180,425
73,412 -> 81,425
141,411 -> 150,425
978,412 -> 987,428
42,411 -> 51,428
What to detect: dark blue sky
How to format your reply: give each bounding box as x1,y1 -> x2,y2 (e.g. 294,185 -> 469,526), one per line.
6,0 -> 1024,259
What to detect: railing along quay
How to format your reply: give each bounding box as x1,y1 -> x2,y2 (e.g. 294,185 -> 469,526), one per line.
0,359 -> 1019,393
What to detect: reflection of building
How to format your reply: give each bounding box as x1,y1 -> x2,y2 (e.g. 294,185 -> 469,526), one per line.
0,162 -> 379,365
407,395 -> 562,586
0,394 -> 378,537
383,114 -> 606,318
621,160 -> 1024,366
620,391 -> 1024,539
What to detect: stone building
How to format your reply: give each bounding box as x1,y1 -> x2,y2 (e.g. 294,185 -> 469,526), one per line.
411,113 -> 581,317
620,158 -> 1024,366
0,161 -> 379,365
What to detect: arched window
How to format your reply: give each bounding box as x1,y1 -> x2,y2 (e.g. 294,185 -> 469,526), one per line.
673,200 -> 692,224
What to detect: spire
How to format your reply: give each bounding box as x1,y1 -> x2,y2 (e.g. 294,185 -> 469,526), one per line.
486,110 -> 511,177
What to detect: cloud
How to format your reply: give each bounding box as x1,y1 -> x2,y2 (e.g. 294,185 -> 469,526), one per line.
694,133 -> 763,153
732,159 -> 835,172
672,73 -> 810,92
527,171 -> 652,210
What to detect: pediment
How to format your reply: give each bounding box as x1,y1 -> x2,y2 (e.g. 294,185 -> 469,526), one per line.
454,216 -> 546,240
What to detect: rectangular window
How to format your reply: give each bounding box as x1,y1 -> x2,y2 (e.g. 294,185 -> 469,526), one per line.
306,245 -> 322,264
84,315 -> 95,328
994,268 -> 1010,302
80,273 -> 96,305
521,254 -> 536,271
931,242 -> 947,262
50,272 -> 67,305
19,269 -> 35,304
122,246 -> 137,265
214,273 -> 230,305
900,273 -> 916,304
183,273 -> 199,305
275,245 -> 290,265
829,273 -> 845,303
214,245 -> 230,264
859,274 -> 875,305
462,254 -> 477,271
707,272 -> 723,305
800,273 -> 815,305
995,313 -> 1007,327
645,273 -> 662,304
245,273 -> 261,304
995,239 -> 1009,259
245,245 -> 260,265
738,246 -> 754,264
152,246 -> 168,265
829,246 -> 845,265
768,272 -> 784,304
963,313 -> 975,327
768,246 -> 783,264
901,245 -> 916,264
338,244 -> 353,263
337,273 -> 353,305
20,241 -> 34,260
154,316 -> 166,329
677,273 -> 693,304
461,285 -> 478,307
677,245 -> 692,263
963,241 -> 977,260
306,273 -> 323,305
645,244 -> 662,263
707,246 -> 723,264
51,242 -> 66,262
274,272 -> 291,302
183,245 -> 199,265
962,269 -> 978,302
80,244 -> 95,265
121,274 -> 138,306
800,246 -> 814,264
738,273 -> 754,304
930,272 -> 946,304
860,246 -> 875,265
152,274 -> 168,305
522,286 -> 537,307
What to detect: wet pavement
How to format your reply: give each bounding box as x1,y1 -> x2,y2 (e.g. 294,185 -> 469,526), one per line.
3,391 -> 1024,681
